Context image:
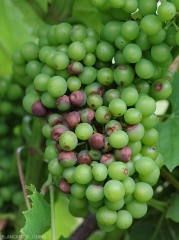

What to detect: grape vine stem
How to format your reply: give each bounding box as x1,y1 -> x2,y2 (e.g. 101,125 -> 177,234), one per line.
16,146 -> 31,210
161,168 -> 179,191
50,181 -> 56,240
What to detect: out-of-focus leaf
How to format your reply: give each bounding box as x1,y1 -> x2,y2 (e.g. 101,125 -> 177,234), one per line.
0,0 -> 45,75
58,236 -> 70,240
73,0 -> 103,31
166,194 -> 179,223
156,72 -> 179,171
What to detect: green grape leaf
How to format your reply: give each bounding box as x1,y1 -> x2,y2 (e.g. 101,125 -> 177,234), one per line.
166,193 -> 179,223
20,185 -> 51,239
58,236 -> 70,240
156,72 -> 179,171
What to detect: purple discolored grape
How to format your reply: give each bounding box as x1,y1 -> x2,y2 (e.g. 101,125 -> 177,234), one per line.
51,124 -> 69,142
56,95 -> 71,111
80,108 -> 95,124
32,100 -> 47,117
62,111 -> 81,129
58,151 -> 77,167
59,178 -> 71,194
77,150 -> 92,165
114,146 -> 132,162
69,90 -> 87,107
67,61 -> 83,75
100,153 -> 116,167
88,133 -> 105,149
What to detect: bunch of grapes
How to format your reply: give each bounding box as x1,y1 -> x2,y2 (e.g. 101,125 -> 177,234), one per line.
12,0 -> 178,232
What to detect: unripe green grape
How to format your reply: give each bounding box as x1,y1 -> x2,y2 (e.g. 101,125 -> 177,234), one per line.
88,199 -> 104,208
96,42 -> 115,62
105,198 -> 124,212
82,38 -> 97,53
126,123 -> 145,142
45,144 -> 58,161
26,60 -> 43,78
114,50 -> 129,65
97,68 -> 114,86
68,203 -> 88,218
158,2 -> 176,21
20,41 -> 40,61
135,31 -> 151,51
78,66 -> 97,85
104,180 -> 125,202
135,59 -> 154,79
154,153 -> 164,169
108,99 -> 127,117
133,78 -> 150,94
55,22 -> 72,44
6,83 -> 23,101
126,199 -> 147,219
69,195 -> 88,209
126,161 -> 135,177
109,130 -> 129,149
73,164 -> 93,184
121,21 -> 139,40
63,167 -> 75,183
141,146 -> 158,160
75,123 -> 93,140
56,44 -> 68,54
121,87 -> 138,106
12,191 -> 24,206
103,89 -> 120,106
135,156 -> 155,175
108,162 -> 129,181
70,25 -> 86,42
39,46 -> 51,63
111,7 -> 130,21
47,25 -> 59,45
128,141 -> 142,156
22,92 -> 40,114
140,15 -> 162,36
103,21 -> 123,43
70,183 -> 87,199
48,158 -> 64,176
97,222 -> 116,232
67,76 -> 82,92
0,187 -> 12,201
134,182 -> 153,202
12,63 -> 26,76
96,205 -> 117,226
138,0 -> 157,16
116,210 -> 133,229
41,92 -> 56,108
135,95 -> 156,117
91,0 -> 108,8
139,165 -> 160,186
95,106 -> 112,124
38,36 -> 51,48
149,79 -> 172,100
122,177 -> 135,195
140,114 -> 158,129
92,163 -> 108,181
86,28 -> 99,42
42,123 -> 52,139
59,131 -> 78,151
89,149 -> 102,161
115,34 -> 131,50
34,73 -> 50,92
114,65 -> 134,87
156,54 -> 173,68
87,94 -> 103,110
46,139 -> 56,146
44,50 -> 56,67
68,41 -> 86,61
147,28 -> 166,45
151,43 -> 170,63
82,53 -> 96,66
109,0 -> 125,8
12,50 -> 25,65
47,76 -> 67,98
123,43 -> 142,63
122,0 -> 138,13
52,52 -> 69,70
124,108 -> 142,125
141,128 -> 158,146
165,27 -> 177,46
86,185 -> 104,202
105,120 -> 122,135
58,151 -> 77,167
